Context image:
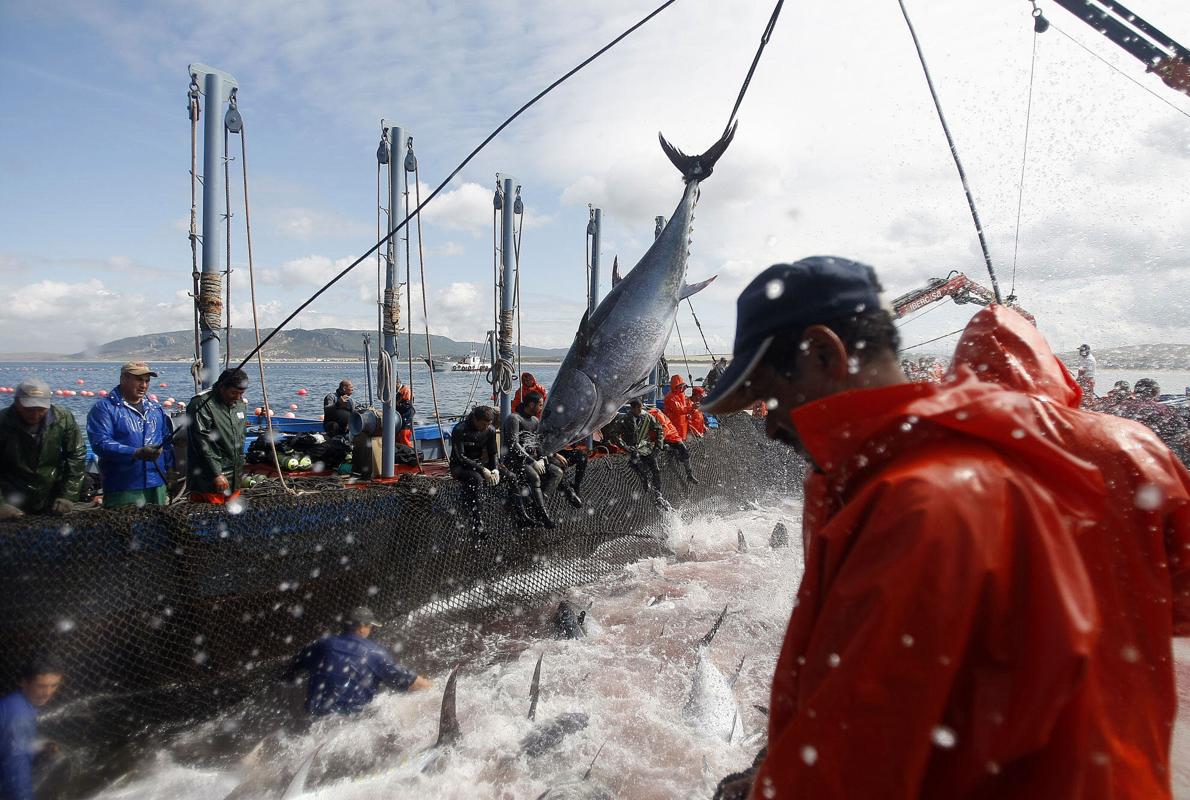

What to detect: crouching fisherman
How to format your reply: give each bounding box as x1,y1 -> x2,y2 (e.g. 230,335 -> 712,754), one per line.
502,392 -> 580,529
0,657 -> 65,800
648,406 -> 698,485
0,379 -> 85,519
285,607 -> 430,716
185,368 -> 248,504
87,362 -> 174,508
450,406 -> 500,534
610,399 -> 671,510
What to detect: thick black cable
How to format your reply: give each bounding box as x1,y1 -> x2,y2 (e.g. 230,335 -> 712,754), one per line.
896,0 -> 1003,304
722,0 -> 785,136
904,327 -> 966,351
236,0 -> 682,369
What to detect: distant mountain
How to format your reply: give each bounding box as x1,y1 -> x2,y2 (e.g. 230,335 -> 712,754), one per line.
0,329 -> 572,362
1058,344 -> 1190,370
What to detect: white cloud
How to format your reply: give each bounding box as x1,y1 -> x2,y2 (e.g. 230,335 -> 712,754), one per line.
418,182 -> 495,233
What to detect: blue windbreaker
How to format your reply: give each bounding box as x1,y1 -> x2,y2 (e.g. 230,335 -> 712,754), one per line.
86,388 -> 174,494
287,632 -> 417,716
0,691 -> 36,800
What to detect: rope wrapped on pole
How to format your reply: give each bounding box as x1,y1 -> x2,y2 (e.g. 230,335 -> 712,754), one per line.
382,286 -> 402,337
489,307 -> 516,397
197,273 -> 224,335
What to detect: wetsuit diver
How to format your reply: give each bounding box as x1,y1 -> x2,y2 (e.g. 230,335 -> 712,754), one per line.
501,392 -> 581,529
449,406 -> 500,535
285,606 -> 430,716
612,399 -> 671,510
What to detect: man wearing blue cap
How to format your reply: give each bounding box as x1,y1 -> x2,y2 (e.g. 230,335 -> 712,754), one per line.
704,257 -> 1190,799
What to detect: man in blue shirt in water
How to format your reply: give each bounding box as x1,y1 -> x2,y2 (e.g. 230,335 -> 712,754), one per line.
286,606 -> 430,716
0,657 -> 64,800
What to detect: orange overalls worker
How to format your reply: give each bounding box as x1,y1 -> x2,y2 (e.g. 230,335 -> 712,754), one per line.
512,372 -> 548,416
663,375 -> 692,440
689,387 -> 707,436
647,407 -> 698,485
395,385 -> 414,449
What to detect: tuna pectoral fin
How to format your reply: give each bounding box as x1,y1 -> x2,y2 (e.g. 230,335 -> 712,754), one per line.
436,664 -> 462,747
680,275 -> 716,300
528,653 -> 543,722
659,121 -> 738,183
281,739 -> 327,800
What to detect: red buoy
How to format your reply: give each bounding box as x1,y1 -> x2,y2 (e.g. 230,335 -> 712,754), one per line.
98,390 -> 108,397
76,379 -> 85,385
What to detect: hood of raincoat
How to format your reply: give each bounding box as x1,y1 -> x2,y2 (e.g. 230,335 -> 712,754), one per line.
521,372 -> 537,387
669,374 -> 687,391
647,408 -> 681,443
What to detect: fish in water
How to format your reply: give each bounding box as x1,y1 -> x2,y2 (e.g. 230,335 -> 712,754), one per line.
222,737 -> 328,800
770,522 -> 789,549
535,742 -> 614,800
537,124 -> 737,455
736,529 -> 749,554
553,599 -> 590,639
684,605 -> 744,743
417,663 -> 463,774
521,653 -> 592,757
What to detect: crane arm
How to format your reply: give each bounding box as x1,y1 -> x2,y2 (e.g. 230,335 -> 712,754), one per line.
891,273 -> 1035,324
1048,0 -> 1190,98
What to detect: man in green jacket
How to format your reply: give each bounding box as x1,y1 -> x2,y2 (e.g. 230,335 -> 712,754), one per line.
185,368 -> 248,503
610,398 -> 670,509
0,379 -> 86,519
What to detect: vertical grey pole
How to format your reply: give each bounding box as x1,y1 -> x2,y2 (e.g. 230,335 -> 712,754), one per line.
498,175 -> 520,422
381,125 -> 407,478
589,209 -> 602,314
649,215 -> 665,405
199,72 -> 226,389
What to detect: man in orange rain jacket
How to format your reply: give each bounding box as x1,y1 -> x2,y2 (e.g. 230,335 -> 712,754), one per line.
702,257 -> 1190,800
512,372 -> 548,416
663,374 -> 693,440
647,406 -> 699,485
689,387 -> 708,437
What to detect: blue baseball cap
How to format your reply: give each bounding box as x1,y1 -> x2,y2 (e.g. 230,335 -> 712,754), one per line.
701,257 -> 886,414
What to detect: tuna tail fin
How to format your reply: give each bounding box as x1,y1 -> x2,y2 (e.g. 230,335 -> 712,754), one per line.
436,664 -> 462,747
679,275 -> 716,300
658,121 -> 738,183
528,652 -> 543,722
699,604 -> 729,648
611,255 -> 622,287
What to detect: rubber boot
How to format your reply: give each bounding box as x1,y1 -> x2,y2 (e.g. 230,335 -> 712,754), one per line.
562,483 -> 583,508
685,467 -> 700,485
652,487 -> 674,512
529,487 -> 557,529
510,491 -> 537,527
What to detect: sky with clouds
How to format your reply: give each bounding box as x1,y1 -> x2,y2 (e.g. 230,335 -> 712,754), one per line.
1,0 -> 1187,359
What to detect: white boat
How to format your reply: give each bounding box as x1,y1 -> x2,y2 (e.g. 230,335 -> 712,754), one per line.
451,350 -> 491,372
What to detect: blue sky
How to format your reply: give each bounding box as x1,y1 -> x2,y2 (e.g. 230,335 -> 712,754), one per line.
1,0 -> 1188,358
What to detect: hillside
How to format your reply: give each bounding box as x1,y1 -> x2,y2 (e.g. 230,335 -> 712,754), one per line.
0,329 -> 571,362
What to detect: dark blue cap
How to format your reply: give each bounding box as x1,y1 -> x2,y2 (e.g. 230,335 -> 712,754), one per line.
701,256 -> 885,413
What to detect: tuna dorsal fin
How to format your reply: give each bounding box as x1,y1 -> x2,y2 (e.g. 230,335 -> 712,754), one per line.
583,740 -> 607,782
658,121 -> 738,183
436,664 -> 462,747
528,652 -> 543,722
736,529 -> 748,554
679,275 -> 716,300
699,605 -> 729,648
611,255 -> 622,287
729,655 -> 746,688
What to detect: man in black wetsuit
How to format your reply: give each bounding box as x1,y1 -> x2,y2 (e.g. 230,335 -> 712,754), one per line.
323,380 -> 357,438
449,406 -> 500,534
612,398 -> 671,510
501,392 -> 581,529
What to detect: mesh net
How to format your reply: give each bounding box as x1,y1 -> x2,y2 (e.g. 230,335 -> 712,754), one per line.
0,414 -> 802,790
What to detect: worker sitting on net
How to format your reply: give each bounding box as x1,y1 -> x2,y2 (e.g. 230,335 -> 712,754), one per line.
395,385 -> 415,449
0,379 -> 86,520
285,606 -> 430,717
648,406 -> 699,486
449,406 -> 500,534
502,392 -> 581,530
323,380 -> 357,438
612,399 -> 672,511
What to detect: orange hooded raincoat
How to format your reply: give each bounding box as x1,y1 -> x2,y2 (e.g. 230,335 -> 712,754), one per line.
647,407 -> 682,444
512,372 -> 548,416
664,375 -> 693,440
689,387 -> 708,436
752,306 -> 1190,800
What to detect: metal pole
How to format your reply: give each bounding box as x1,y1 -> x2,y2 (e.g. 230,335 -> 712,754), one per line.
498,175 -> 520,422
191,64 -> 238,389
589,208 -> 602,314
382,124 -> 408,478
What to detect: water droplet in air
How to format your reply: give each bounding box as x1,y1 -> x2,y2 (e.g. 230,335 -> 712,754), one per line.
801,745 -> 818,765
931,725 -> 957,748
901,634 -> 914,647
1134,484 -> 1162,511
1011,428 -> 1026,439
765,279 -> 784,299
827,653 -> 841,668
1120,645 -> 1140,663
56,619 -> 75,634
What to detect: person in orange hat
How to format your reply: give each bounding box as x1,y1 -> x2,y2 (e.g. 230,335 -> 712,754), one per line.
689,387 -> 708,436
512,372 -> 548,417
395,385 -> 415,450
663,374 -> 692,440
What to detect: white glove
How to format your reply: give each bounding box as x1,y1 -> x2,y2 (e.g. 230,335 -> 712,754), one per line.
488,470 -> 501,487
532,459 -> 547,476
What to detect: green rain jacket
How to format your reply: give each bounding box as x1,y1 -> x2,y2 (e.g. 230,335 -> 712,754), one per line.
614,412 -> 664,457
185,391 -> 247,494
0,404 -> 86,512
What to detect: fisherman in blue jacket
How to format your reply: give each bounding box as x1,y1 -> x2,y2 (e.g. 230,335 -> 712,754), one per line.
285,606 -> 430,716
86,362 -> 174,508
0,657 -> 64,800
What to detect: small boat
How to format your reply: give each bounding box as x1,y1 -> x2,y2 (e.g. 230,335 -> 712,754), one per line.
422,356 -> 451,372
451,350 -> 491,372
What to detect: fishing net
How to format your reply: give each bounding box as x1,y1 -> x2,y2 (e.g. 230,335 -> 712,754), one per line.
0,414 -> 802,789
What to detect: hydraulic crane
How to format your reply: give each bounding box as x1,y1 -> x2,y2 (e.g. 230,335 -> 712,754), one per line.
1039,0 -> 1190,98
891,272 -> 1035,324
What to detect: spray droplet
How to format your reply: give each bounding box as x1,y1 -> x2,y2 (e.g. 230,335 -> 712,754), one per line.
931,726 -> 957,748
801,745 -> 818,765
765,279 -> 785,300
1134,484 -> 1162,511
